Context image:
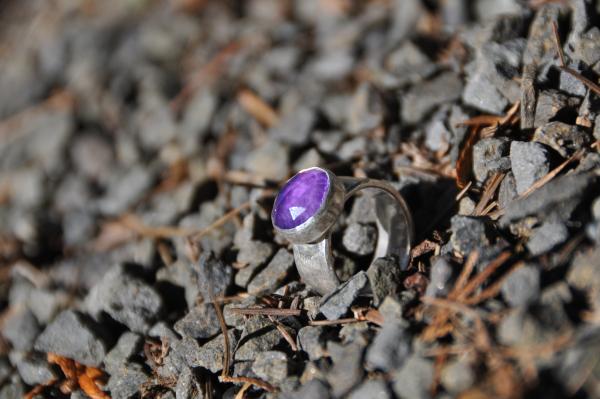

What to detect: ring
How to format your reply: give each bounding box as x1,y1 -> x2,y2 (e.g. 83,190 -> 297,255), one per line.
271,167 -> 414,295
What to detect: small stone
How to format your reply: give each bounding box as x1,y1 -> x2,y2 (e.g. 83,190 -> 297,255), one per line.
441,358 -> 475,394
14,353 -> 56,386
97,166 -> 154,215
343,223 -> 377,256
283,379 -> 330,399
297,326 -> 328,360
458,197 -> 476,215
501,265 -> 541,307
156,259 -> 199,309
527,221 -> 569,256
534,90 -> 580,127
148,322 -> 179,343
320,271 -> 369,320
497,172 -> 518,209
104,332 -> 143,375
533,121 -> 590,158
392,355 -> 434,399
365,321 -> 411,372
174,303 -> 220,339
0,379 -> 24,399
462,71 -> 508,114
182,330 -> 239,374
401,72 -> 463,124
500,173 -> 594,226
347,83 -> 385,135
559,62 -> 587,97
510,141 -> 551,195
270,106 -> 315,146
106,363 -> 148,399
326,342 -> 364,397
196,252 -> 233,301
450,215 -> 489,255
35,310 -> 107,366
424,119 -> 451,153
175,366 -> 204,399
425,257 -> 454,298
85,264 -> 163,333
235,241 -> 273,272
246,141 -> 289,181
247,248 -> 294,295
2,306 -> 39,351
367,256 -> 403,306
339,321 -> 370,346
235,316 -> 283,361
348,379 -> 391,399
252,351 -> 289,384
472,137 -> 511,183
348,195 -> 377,224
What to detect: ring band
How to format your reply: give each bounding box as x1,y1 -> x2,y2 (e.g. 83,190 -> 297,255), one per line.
271,167 -> 414,295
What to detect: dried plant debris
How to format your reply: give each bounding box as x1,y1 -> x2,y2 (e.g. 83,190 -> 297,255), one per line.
0,1 -> 599,398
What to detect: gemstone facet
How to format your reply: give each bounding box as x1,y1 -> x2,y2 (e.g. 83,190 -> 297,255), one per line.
272,168 -> 330,230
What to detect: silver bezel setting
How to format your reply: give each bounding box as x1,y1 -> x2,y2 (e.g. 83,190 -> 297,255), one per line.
272,167 -> 344,244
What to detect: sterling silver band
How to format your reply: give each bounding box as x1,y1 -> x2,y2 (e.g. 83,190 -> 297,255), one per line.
274,171 -> 414,296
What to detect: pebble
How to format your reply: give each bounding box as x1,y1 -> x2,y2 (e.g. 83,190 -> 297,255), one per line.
440,358 -> 475,394
297,326 -> 328,360
282,379 -> 330,399
85,264 -> 163,333
450,215 -> 489,255
320,271 -> 369,320
252,351 -> 289,384
367,256 -> 403,306
343,223 -> 377,256
13,352 -> 56,386
365,321 -> 411,372
326,342 -> 364,397
534,90 -> 580,127
472,137 -> 511,183
391,354 -> 434,399
196,252 -> 233,301
106,363 -> 148,399
235,316 -> 283,361
527,221 -> 569,256
532,121 -> 590,158
104,332 -> 143,374
174,303 -> 221,339
184,330 -> 239,373
247,248 -> 294,295
347,83 -> 385,135
2,306 -> 39,351
97,166 -> 154,215
270,106 -> 316,145
35,310 -> 107,366
510,141 -> 551,195
246,141 -> 289,181
348,379 -> 391,399
501,264 -> 541,307
500,173 -> 593,226
425,257 -> 454,298
401,72 -> 463,124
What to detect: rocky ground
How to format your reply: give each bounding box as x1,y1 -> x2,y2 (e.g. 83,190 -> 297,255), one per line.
0,0 -> 599,398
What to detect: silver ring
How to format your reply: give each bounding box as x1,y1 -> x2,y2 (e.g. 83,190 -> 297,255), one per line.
271,167 -> 414,295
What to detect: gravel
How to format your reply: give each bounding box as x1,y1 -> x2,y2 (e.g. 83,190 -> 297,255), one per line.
34,310 -> 107,367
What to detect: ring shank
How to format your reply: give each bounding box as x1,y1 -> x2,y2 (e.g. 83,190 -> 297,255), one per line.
293,178 -> 414,295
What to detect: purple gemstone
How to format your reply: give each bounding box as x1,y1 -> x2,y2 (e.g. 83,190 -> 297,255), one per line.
272,168 -> 330,230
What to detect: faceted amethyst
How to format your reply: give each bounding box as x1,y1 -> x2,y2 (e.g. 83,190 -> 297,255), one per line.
272,168 -> 330,230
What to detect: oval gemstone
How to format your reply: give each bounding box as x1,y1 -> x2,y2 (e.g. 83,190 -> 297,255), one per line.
272,168 -> 330,230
